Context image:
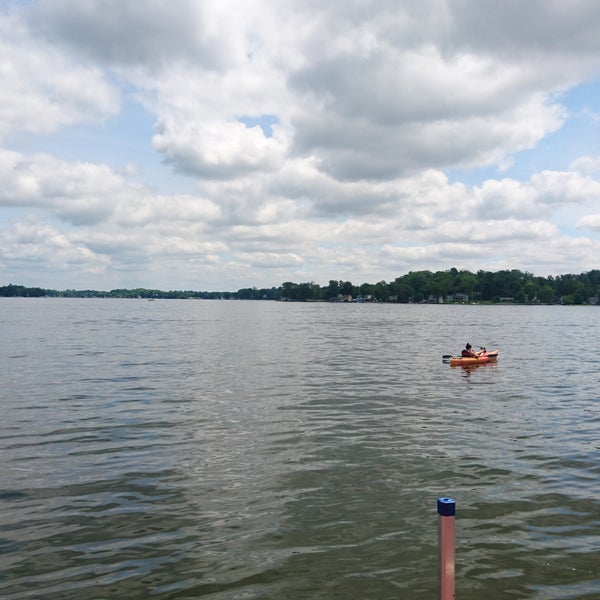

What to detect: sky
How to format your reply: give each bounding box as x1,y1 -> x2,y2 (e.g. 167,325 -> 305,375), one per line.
1,0 -> 599,292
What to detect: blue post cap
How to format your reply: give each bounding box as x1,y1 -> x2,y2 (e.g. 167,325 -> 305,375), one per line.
437,497 -> 456,516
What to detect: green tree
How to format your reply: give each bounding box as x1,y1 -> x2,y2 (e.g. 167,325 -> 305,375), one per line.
340,281 -> 354,296
372,280 -> 389,302
296,282 -> 313,301
522,281 -> 539,303
431,271 -> 452,299
403,271 -> 432,302
324,280 -> 340,299
281,281 -> 298,300
455,271 -> 478,299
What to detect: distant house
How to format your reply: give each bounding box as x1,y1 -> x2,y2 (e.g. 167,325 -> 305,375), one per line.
446,293 -> 469,303
499,297 -> 514,303
587,296 -> 598,305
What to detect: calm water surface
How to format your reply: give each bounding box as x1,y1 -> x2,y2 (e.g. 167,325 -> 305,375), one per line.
1,299 -> 599,599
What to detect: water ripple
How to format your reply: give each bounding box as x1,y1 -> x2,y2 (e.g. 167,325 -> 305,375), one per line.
1,300 -> 599,598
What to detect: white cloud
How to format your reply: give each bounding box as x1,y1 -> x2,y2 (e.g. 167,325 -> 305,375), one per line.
576,213 -> 600,232
152,118 -> 288,179
0,150 -> 125,224
233,251 -> 303,269
0,12 -> 119,142
531,170 -> 600,206
25,0 -> 252,69
1,0 -> 600,289
571,155 -> 600,173
424,219 -> 558,243
1,217 -> 110,270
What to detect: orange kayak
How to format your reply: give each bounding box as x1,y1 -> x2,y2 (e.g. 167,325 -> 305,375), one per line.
450,350 -> 499,366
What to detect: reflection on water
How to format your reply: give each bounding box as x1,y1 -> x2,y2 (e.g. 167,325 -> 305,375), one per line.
454,362 -> 499,379
1,300 -> 599,599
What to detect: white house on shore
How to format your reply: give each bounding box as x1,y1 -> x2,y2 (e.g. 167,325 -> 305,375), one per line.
445,293 -> 469,303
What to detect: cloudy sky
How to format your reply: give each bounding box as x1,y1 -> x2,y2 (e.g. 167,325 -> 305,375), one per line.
1,0 -> 599,291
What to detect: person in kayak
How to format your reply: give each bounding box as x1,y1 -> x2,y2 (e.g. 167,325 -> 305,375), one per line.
461,343 -> 483,357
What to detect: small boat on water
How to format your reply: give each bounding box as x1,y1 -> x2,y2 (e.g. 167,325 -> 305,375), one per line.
449,350 -> 498,366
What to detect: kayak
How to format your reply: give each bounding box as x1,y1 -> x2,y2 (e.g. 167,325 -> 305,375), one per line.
450,350 -> 499,366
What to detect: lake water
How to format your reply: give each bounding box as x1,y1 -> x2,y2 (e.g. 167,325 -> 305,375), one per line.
1,299 -> 598,599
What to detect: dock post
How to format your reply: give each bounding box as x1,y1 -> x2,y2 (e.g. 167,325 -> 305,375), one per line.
438,497 -> 456,600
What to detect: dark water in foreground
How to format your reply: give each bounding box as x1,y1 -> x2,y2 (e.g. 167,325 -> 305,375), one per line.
1,299 -> 599,599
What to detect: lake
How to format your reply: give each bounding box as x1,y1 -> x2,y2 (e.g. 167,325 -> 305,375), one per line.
1,299 -> 598,599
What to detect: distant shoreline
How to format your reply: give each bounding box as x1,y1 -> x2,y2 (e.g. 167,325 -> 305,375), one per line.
1,267 -> 598,305
1,296 -> 598,306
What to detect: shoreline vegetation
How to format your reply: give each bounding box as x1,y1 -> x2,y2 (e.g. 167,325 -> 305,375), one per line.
0,268 -> 600,305
1,268 -> 598,305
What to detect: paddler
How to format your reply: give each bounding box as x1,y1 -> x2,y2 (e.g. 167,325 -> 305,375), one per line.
461,343 -> 483,357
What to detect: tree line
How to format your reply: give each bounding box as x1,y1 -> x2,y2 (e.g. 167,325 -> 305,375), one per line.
0,284 -> 221,300
1,268 -> 599,304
